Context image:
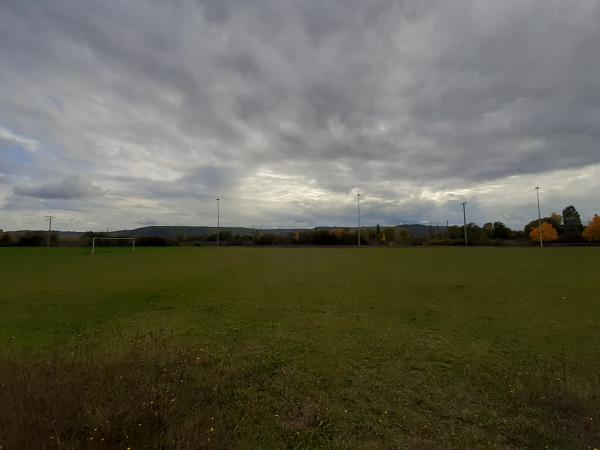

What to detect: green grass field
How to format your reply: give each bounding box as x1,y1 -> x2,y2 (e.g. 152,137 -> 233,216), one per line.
1,247 -> 600,449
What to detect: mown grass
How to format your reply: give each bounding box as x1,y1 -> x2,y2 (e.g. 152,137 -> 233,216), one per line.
1,247 -> 599,448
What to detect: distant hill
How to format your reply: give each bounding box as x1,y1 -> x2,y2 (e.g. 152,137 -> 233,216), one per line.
108,226 -> 307,238
10,224 -> 446,239
108,224 -> 442,238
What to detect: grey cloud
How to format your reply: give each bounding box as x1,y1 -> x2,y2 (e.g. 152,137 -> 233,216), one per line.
111,165 -> 245,200
14,175 -> 104,200
1,0 -> 600,230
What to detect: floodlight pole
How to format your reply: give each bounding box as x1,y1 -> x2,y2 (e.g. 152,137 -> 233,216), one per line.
535,186 -> 543,248
461,202 -> 468,247
357,193 -> 361,247
45,216 -> 55,247
216,197 -> 220,247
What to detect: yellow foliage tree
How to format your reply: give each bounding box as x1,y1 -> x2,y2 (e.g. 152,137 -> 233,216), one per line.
382,228 -> 394,242
582,215 -> 600,242
333,228 -> 346,239
529,222 -> 559,242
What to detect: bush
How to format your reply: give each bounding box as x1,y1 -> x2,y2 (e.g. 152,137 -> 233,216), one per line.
16,232 -> 52,247
136,236 -> 178,247
0,232 -> 14,246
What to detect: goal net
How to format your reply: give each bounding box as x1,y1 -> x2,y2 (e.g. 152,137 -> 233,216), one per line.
91,237 -> 135,254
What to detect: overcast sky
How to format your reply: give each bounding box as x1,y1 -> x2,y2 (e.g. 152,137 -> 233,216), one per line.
1,0 -> 599,231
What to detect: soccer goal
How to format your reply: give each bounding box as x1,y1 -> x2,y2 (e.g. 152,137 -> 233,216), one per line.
91,237 -> 135,254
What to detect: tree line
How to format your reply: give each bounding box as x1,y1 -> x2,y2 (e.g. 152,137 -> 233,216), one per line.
524,205 -> 600,244
1,204 -> 599,247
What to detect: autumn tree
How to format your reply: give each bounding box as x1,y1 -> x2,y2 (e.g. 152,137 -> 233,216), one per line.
394,228 -> 412,245
529,222 -> 559,242
582,215 -> 600,242
381,227 -> 394,242
525,213 -> 561,236
333,228 -> 346,240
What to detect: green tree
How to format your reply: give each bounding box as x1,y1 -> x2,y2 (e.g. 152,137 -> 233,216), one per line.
17,232 -> 46,247
562,205 -> 583,241
466,223 -> 487,245
483,223 -> 494,238
492,222 -> 511,239
447,225 -> 464,242
0,231 -> 14,246
219,231 -> 233,241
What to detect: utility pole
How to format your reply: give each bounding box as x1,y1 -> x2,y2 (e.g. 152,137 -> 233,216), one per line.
357,193 -> 361,247
535,187 -> 543,248
45,216 -> 55,247
461,202 -> 468,247
216,197 -> 220,247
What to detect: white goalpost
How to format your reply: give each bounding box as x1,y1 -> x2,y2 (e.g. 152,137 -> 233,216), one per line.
91,237 -> 135,254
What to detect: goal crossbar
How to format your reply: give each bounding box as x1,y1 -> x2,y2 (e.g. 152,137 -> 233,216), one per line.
92,237 -> 135,254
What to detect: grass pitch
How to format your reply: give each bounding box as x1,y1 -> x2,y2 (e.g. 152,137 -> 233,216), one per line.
1,247 -> 599,448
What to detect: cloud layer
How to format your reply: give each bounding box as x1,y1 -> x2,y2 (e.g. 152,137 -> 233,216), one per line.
1,0 -> 600,231
14,175 -> 103,200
